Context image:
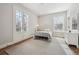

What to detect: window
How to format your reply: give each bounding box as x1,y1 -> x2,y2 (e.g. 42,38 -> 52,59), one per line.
16,10 -> 28,32
72,17 -> 77,30
16,10 -> 21,32
53,15 -> 64,32
22,13 -> 28,31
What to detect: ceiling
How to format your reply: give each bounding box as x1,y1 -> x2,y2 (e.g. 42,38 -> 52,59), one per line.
22,3 -> 72,16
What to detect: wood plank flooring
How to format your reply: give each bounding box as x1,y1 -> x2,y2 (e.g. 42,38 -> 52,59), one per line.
0,37 -> 79,55
69,45 -> 79,55
4,37 -> 66,55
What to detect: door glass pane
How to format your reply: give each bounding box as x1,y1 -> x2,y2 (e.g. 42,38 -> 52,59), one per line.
72,17 -> 77,30
16,10 -> 28,32
22,13 -> 27,31
16,10 -> 21,32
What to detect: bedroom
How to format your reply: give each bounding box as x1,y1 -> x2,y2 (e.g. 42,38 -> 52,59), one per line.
0,3 -> 79,55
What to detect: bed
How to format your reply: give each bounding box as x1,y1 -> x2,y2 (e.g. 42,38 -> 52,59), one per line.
34,30 -> 52,40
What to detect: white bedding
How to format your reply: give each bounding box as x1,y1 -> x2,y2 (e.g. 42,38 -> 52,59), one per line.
34,30 -> 52,39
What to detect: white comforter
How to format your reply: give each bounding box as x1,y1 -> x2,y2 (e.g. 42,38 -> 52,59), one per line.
34,31 -> 52,39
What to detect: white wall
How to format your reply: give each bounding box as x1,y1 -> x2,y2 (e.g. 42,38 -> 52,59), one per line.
0,4 -> 13,45
38,14 -> 53,31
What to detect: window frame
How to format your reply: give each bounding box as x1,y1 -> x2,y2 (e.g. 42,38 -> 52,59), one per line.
53,13 -> 66,32
16,9 -> 28,32
71,16 -> 78,31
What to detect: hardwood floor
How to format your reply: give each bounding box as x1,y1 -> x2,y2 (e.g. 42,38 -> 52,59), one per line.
1,37 -> 67,55
69,45 -> 79,55
0,50 -> 9,55
0,37 -> 79,55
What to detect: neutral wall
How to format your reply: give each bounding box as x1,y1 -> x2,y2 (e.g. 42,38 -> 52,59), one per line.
0,4 -> 13,45
38,14 -> 53,31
